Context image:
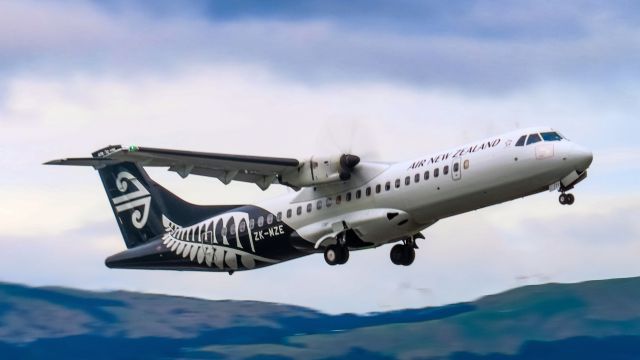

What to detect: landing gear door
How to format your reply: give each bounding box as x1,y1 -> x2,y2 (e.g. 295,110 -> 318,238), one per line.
452,158 -> 462,181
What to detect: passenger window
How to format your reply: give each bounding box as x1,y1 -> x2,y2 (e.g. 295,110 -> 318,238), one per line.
541,132 -> 563,142
414,173 -> 420,183
307,203 -> 312,213
239,221 -> 246,233
464,160 -> 470,169
250,218 -> 255,229
434,168 -> 440,177
317,200 -> 322,210
267,214 -> 273,225
424,171 -> 430,180
526,133 -> 542,145
385,181 -> 391,191
286,209 -> 292,218
336,195 -> 342,205
297,206 -> 302,215
366,187 -> 372,196
326,197 -> 332,207
376,184 -> 381,193
405,176 -> 410,186
443,165 -> 449,175
356,190 -> 361,199
453,163 -> 459,172
258,216 -> 264,227
230,225 -> 236,235
515,135 -> 526,147
346,192 -> 352,201
276,212 -> 282,222
395,179 -> 401,188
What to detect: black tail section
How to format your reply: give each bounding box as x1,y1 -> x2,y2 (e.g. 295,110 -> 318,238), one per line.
96,162 -> 237,249
97,162 -> 172,248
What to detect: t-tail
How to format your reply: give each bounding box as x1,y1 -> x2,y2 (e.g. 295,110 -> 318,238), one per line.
46,145 -> 304,273
45,145 -> 237,250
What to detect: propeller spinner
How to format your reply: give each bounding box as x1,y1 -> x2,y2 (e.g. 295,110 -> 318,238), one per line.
339,154 -> 361,181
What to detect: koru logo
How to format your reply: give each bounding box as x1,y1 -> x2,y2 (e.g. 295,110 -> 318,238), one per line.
111,171 -> 151,229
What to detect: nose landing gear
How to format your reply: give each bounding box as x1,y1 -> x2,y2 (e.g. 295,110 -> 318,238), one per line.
559,193 -> 575,205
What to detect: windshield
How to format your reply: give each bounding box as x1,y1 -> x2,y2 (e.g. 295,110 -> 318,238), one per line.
541,132 -> 563,142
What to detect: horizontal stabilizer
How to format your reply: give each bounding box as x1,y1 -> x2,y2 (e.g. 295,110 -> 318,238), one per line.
44,158 -> 122,168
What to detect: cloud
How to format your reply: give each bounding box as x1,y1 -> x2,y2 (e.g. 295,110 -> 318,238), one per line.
1,1 -> 640,92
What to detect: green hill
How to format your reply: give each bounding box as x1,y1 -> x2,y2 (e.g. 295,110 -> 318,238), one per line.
1,277 -> 640,359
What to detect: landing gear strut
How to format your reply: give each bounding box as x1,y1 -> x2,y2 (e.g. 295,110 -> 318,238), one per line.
559,192 -> 575,206
390,237 -> 417,266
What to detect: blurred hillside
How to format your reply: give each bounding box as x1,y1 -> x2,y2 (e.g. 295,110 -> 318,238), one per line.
1,277 -> 640,359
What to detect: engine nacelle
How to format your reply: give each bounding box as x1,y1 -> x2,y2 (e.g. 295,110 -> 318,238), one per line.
279,154 -> 360,188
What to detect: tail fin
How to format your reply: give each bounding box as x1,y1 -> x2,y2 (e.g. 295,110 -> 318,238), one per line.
95,161 -> 240,249
46,147 -> 243,249
96,162 -> 169,248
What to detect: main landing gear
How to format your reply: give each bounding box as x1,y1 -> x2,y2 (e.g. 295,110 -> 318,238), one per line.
558,192 -> 575,206
324,233 -> 349,266
390,237 -> 417,266
324,244 -> 349,265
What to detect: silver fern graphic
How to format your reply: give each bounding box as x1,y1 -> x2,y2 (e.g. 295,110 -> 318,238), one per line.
161,214 -> 277,270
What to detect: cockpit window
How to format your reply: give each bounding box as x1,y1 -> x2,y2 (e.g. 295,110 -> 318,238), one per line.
515,135 -> 526,147
541,132 -> 563,142
526,133 -> 542,145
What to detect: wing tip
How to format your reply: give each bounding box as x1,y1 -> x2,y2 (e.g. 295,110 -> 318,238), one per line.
43,157 -> 119,168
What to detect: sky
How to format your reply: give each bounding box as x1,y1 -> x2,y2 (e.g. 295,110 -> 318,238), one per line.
0,0 -> 639,314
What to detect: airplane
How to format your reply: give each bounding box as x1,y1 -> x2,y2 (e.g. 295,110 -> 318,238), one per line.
46,127 -> 593,274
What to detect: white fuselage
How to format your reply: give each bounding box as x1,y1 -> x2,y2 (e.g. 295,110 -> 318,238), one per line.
258,127 -> 593,249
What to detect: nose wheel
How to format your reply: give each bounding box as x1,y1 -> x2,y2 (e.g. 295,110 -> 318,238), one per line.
559,193 -> 575,205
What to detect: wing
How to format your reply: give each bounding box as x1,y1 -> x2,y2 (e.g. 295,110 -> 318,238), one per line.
46,145 -> 300,190
46,145 -> 388,190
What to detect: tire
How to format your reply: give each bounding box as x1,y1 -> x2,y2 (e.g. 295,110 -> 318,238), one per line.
559,194 -> 567,205
324,245 -> 340,266
566,193 -> 575,205
402,246 -> 415,266
338,247 -> 350,265
390,244 -> 405,265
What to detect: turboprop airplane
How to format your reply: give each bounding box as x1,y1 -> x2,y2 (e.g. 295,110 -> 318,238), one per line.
46,127 -> 592,274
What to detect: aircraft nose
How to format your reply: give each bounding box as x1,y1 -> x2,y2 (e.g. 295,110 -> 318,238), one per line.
572,144 -> 593,172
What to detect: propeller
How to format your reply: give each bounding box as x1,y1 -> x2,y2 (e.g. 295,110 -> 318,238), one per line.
315,119 -> 381,159
338,154 -> 361,180
311,118 -> 384,184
